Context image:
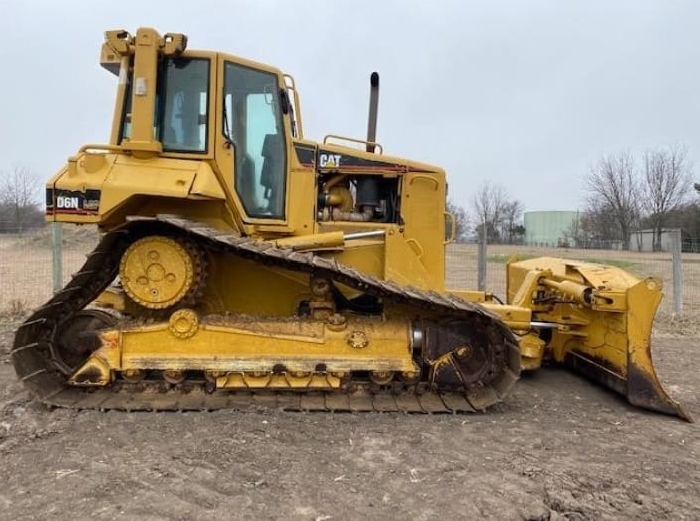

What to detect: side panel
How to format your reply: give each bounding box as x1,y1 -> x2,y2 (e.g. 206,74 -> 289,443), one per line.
45,152 -> 229,228
398,172 -> 447,291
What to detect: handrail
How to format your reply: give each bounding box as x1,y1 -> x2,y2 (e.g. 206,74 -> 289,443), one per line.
283,74 -> 304,139
322,134 -> 383,154
78,144 -> 123,153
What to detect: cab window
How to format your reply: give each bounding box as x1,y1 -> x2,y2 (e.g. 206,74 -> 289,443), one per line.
160,58 -> 209,152
119,57 -> 210,153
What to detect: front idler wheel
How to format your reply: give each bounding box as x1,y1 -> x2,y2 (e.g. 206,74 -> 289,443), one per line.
51,309 -> 117,374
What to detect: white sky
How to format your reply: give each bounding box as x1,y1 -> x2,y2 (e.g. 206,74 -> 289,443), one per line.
1,0 -> 698,212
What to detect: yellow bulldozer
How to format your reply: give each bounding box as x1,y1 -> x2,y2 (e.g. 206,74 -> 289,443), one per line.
13,28 -> 689,420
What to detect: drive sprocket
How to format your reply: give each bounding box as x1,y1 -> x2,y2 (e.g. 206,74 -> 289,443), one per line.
119,235 -> 205,310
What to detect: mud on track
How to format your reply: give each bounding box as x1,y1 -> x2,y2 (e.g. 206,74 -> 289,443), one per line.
1,323 -> 698,520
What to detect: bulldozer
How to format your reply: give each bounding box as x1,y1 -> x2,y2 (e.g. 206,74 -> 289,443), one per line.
13,27 -> 689,420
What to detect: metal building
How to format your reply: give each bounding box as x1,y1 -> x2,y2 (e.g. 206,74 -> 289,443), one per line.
629,229 -> 681,252
524,211 -> 579,247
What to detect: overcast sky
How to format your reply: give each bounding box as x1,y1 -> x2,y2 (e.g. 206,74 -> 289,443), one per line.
1,0 -> 698,212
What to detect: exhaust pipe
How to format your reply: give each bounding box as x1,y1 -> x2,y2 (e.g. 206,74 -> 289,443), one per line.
366,72 -> 379,153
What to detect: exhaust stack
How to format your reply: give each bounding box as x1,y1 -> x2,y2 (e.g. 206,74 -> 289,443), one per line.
366,72 -> 379,153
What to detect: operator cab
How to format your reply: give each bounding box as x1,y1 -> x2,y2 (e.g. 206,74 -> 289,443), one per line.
102,29 -> 291,226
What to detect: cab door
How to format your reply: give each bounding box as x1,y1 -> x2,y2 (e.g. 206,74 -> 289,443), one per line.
217,57 -> 288,223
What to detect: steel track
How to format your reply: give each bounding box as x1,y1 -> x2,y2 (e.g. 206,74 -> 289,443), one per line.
12,215 -> 520,413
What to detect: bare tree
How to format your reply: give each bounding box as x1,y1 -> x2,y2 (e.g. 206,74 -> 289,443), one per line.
562,212 -> 584,248
499,200 -> 524,244
446,199 -> 471,243
583,152 -> 640,249
471,181 -> 510,243
641,146 -> 693,251
568,204 -> 621,249
0,167 -> 42,233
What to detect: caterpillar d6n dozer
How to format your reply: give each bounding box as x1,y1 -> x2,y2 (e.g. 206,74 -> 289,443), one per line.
14,28 -> 689,419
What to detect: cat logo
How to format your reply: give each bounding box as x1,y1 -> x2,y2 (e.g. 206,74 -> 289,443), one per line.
319,153 -> 341,169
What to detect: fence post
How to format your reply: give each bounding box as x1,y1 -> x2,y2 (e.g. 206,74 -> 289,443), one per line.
477,226 -> 487,291
52,222 -> 63,293
671,229 -> 683,317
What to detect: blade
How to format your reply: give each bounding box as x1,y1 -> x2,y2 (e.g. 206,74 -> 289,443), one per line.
565,278 -> 691,422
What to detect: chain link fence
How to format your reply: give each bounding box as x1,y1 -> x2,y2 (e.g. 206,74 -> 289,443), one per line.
0,224 -> 695,323
0,224 -> 99,316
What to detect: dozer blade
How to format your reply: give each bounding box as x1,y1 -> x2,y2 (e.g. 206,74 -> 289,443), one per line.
508,257 -> 690,422
563,277 -> 691,421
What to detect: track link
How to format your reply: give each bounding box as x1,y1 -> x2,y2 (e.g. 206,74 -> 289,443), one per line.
12,215 -> 520,413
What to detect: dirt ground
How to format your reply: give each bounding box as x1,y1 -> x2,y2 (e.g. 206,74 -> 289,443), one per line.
0,321 -> 698,521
